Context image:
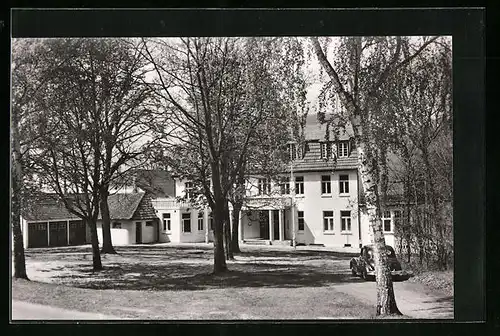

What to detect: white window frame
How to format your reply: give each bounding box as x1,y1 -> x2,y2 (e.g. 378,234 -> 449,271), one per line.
339,174 -> 350,195
208,212 -> 213,230
162,213 -> 171,232
321,175 -> 332,195
185,182 -> 194,199
258,178 -> 271,195
197,212 -> 204,231
295,176 -> 304,195
280,176 -> 290,195
338,141 -> 349,157
320,142 -> 328,159
298,211 -> 305,231
382,210 -> 392,233
340,210 -> 352,233
182,213 -> 191,233
323,210 -> 335,232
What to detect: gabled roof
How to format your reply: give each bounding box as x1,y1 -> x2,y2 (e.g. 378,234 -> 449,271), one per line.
135,169 -> 176,198
303,113 -> 353,141
22,192 -> 157,222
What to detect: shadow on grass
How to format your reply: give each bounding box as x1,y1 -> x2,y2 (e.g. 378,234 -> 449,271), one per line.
51,260 -> 364,291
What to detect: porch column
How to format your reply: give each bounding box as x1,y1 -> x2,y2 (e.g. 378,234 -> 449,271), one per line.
279,209 -> 284,241
229,210 -> 233,237
268,209 -> 274,242
67,220 -> 70,245
238,210 -> 244,242
204,208 -> 209,244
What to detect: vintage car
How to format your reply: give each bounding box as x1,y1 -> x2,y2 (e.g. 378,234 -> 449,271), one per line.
349,244 -> 413,281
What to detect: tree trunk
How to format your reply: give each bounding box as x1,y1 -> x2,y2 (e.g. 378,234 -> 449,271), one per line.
212,200 -> 228,274
357,142 -> 402,316
87,219 -> 103,271
11,118 -> 29,280
231,204 -> 242,253
99,189 -> 117,254
223,205 -> 234,260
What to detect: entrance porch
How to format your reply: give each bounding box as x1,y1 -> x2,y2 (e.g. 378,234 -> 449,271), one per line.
238,208 -> 293,246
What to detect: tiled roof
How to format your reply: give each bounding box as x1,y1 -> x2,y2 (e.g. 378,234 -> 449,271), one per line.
131,193 -> 158,220
135,169 -> 175,198
288,139 -> 358,173
22,197 -> 79,221
23,192 -> 157,222
107,193 -> 145,220
303,113 -> 353,141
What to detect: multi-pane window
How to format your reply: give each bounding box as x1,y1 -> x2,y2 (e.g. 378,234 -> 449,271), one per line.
182,213 -> 191,233
258,178 -> 271,195
382,211 -> 392,232
321,175 -> 332,194
340,210 -> 351,232
145,221 -> 153,227
323,211 -> 334,231
339,174 -> 349,194
163,213 -> 171,231
338,141 -> 349,157
208,212 -> 214,230
320,143 -> 328,159
320,142 -> 335,159
112,222 -> 122,229
198,212 -> 204,231
298,211 -> 305,231
280,176 -> 290,195
295,176 -> 304,195
185,182 -> 194,199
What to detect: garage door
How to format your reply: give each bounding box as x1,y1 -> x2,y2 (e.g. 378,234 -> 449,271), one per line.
28,222 -> 48,248
49,221 -> 68,247
69,220 -> 86,246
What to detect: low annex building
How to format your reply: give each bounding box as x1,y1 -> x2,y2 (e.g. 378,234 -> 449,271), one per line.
20,192 -> 160,248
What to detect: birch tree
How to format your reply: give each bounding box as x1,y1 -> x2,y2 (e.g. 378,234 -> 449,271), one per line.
311,36 -> 444,316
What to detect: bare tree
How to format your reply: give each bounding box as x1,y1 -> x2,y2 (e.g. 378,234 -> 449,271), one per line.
143,37 -> 307,272
311,36 -> 444,316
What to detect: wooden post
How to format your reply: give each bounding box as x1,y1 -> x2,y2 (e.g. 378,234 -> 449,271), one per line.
47,222 -> 50,247
268,209 -> 273,243
204,208 -> 209,244
67,220 -> 70,246
238,210 -> 244,242
279,209 -> 284,241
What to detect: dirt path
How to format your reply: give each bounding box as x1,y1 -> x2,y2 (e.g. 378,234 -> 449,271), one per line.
332,278 -> 453,319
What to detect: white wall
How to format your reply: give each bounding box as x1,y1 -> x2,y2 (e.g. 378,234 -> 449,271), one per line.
179,209 -> 207,243
360,209 -> 397,248
293,170 -> 360,247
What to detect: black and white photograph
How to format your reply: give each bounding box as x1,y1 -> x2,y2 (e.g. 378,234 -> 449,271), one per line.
9,9 -> 483,322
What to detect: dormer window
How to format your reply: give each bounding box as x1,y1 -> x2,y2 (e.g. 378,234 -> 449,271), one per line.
288,143 -> 302,161
320,142 -> 335,159
338,141 -> 349,157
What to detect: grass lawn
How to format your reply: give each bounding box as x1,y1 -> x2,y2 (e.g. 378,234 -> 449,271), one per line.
12,244 -> 377,320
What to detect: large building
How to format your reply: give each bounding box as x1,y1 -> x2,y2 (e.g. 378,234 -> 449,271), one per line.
17,116 -> 401,249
